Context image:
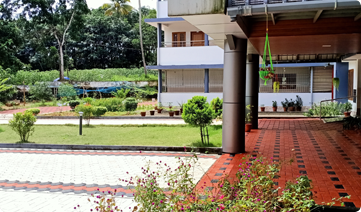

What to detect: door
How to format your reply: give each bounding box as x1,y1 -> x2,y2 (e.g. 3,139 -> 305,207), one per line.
191,31 -> 205,46
172,32 -> 186,47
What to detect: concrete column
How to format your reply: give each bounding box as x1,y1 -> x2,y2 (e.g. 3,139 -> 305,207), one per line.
157,23 -> 162,48
205,69 -> 209,93
158,70 -> 162,102
246,54 -> 259,129
310,67 -> 314,106
223,38 -> 247,154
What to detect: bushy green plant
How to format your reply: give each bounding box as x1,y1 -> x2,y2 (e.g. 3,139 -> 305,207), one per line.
69,100 -> 80,109
83,97 -> 93,104
75,104 -> 94,126
0,78 -> 12,93
111,88 -> 130,99
92,98 -> 124,112
58,83 -> 77,100
210,97 -> 223,118
182,96 -> 214,145
29,82 -> 53,105
26,108 -> 40,116
344,102 -> 352,112
9,111 -> 37,142
272,101 -> 277,107
124,98 -> 138,111
0,86 -> 16,103
296,95 -> 303,107
281,99 -> 288,108
93,106 -> 107,117
304,101 -> 345,117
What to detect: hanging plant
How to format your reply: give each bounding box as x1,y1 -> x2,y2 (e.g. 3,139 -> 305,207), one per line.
273,81 -> 280,93
333,78 -> 340,91
259,20 -> 274,85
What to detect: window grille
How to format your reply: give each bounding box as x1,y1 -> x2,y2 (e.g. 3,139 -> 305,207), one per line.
259,67 -> 311,93
164,69 -> 204,92
313,66 -> 332,93
210,69 -> 223,93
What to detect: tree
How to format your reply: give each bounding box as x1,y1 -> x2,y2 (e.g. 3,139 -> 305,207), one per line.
16,0 -> 89,80
103,0 -> 133,17
182,96 -> 214,145
9,111 -> 37,142
0,78 -> 12,93
210,97 -> 223,119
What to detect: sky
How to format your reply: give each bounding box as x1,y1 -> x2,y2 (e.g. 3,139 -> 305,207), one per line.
87,0 -> 157,10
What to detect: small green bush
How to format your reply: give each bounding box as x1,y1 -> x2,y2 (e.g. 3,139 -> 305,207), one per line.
26,108 -> 41,116
210,97 -> 223,118
83,97 -> 93,105
93,106 -> 107,117
29,82 -> 53,105
75,104 -> 94,126
9,111 -> 37,142
344,102 -> 352,112
182,96 -> 214,145
124,98 -> 138,111
92,98 -> 124,112
58,83 -> 77,99
304,101 -> 345,117
111,88 -> 130,99
69,100 -> 80,109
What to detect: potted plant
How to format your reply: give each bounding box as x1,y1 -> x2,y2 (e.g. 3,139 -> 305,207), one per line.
260,104 -> 266,112
168,102 -> 173,109
272,101 -> 277,112
157,106 -> 163,113
245,105 -> 253,132
288,99 -> 295,111
344,102 -> 352,117
281,101 -> 288,112
140,110 -> 146,117
178,102 -> 184,114
174,110 -> 180,116
296,95 -> 303,111
168,108 -> 175,117
150,110 -> 155,115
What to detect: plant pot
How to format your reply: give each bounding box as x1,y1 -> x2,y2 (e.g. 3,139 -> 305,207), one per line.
272,107 -> 277,112
289,107 -> 295,111
297,107 -> 302,111
245,123 -> 252,132
150,110 -> 155,116
283,107 -> 288,112
344,112 -> 351,117
140,112 -> 146,117
157,109 -> 163,113
169,106 -> 172,109
260,107 -> 265,112
174,110 -> 180,116
169,111 -> 174,117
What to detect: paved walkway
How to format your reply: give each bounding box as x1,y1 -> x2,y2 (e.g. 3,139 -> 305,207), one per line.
198,119 -> 361,209
0,150 -> 217,212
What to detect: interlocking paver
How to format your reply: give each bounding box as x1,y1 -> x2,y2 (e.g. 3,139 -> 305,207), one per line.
0,150 -> 217,211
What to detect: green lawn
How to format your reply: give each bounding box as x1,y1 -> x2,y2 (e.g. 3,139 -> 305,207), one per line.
0,125 -> 222,147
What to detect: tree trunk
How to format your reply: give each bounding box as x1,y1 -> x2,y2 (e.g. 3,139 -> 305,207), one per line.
206,126 -> 209,145
59,44 -> 65,81
200,126 -> 204,144
138,0 -> 147,76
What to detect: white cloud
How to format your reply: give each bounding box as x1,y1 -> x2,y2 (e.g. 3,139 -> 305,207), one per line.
87,0 -> 157,10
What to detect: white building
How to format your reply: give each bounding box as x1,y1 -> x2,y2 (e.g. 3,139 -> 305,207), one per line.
146,0 -> 354,112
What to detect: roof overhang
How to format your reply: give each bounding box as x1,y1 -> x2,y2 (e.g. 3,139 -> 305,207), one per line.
144,17 -> 185,27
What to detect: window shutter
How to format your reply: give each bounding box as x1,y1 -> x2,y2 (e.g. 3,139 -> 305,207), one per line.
313,67 -> 332,93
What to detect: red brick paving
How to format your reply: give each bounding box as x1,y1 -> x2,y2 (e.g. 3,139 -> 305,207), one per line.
198,119 -> 361,208
0,106 -> 71,114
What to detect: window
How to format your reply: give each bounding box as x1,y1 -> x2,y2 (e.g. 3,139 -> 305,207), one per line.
191,31 -> 204,46
313,67 -> 332,93
348,69 -> 354,100
172,32 -> 186,47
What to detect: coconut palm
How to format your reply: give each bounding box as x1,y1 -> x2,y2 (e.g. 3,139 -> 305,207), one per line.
102,0 -> 133,17
138,0 -> 147,75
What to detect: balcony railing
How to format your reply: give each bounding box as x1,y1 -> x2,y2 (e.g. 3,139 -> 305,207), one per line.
230,0 -> 316,6
162,41 -> 216,48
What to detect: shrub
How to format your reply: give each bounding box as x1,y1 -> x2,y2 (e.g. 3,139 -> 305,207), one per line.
69,100 -> 80,109
182,96 -> 214,145
93,106 -> 107,117
0,86 -> 16,103
304,101 -> 345,117
344,102 -> 352,112
0,78 -> 12,93
124,98 -> 138,111
26,108 -> 40,116
83,97 -> 93,105
272,100 -> 277,107
92,98 -> 124,112
75,104 -> 94,125
210,97 -> 223,118
111,88 -> 130,99
29,82 -> 53,105
58,83 -> 77,99
9,111 -> 37,142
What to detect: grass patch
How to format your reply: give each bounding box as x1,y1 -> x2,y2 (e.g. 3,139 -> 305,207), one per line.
0,127 -> 4,133
39,111 -> 139,117
0,125 -> 222,147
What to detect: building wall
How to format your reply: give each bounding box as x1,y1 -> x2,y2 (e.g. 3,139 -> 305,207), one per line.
157,1 -> 168,18
346,59 -> 361,116
160,93 -> 223,105
163,22 -> 202,45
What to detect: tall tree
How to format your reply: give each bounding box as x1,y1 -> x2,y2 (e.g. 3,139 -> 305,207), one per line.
102,0 -> 133,17
16,0 -> 89,80
138,0 -> 147,76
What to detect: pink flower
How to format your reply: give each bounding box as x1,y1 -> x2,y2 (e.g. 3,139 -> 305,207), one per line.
219,195 -> 224,199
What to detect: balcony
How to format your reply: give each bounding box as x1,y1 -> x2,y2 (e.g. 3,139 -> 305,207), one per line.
159,43 -> 224,66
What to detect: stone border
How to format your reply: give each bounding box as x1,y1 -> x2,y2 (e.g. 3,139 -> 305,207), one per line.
0,143 -> 222,154
36,116 -> 183,120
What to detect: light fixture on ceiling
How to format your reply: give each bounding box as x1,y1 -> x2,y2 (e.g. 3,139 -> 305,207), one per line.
322,45 -> 331,48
